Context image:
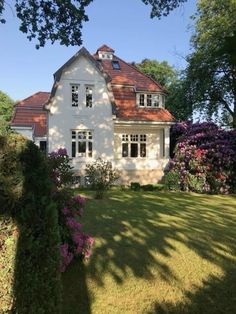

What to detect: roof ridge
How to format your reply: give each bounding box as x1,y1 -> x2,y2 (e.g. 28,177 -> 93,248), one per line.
114,55 -> 167,93
16,91 -> 50,106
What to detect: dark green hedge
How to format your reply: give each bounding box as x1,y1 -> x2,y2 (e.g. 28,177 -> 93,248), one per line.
0,134 -> 62,313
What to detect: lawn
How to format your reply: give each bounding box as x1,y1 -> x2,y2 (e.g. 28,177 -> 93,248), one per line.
62,190 -> 236,314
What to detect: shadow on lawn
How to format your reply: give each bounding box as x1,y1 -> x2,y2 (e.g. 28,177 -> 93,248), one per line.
62,191 -> 236,314
147,268 -> 236,314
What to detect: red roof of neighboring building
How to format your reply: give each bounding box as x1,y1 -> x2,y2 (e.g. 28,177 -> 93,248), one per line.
16,91 -> 50,108
11,92 -> 49,137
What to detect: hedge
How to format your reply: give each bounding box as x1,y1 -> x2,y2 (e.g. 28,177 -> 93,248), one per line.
0,133 -> 62,313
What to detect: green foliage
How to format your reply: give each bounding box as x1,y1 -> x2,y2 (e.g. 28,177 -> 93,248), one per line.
163,172 -> 180,190
85,158 -> 120,199
135,59 -> 177,88
0,90 -> 14,122
0,135 -> 62,313
134,59 -> 192,120
0,1 -> 188,47
130,182 -> 141,191
185,0 -> 236,127
0,216 -> 18,312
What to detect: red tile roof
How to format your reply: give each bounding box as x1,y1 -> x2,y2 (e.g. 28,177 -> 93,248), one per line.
93,47 -> 174,122
16,91 -> 50,108
96,44 -> 115,53
112,86 -> 174,122
11,92 -> 49,137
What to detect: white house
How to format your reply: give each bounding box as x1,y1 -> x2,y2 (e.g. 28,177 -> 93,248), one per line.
11,45 -> 175,184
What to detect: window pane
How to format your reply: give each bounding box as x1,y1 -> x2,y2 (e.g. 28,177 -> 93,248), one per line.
72,142 -> 76,157
111,60 -> 121,70
72,85 -> 79,107
147,94 -> 152,106
78,141 -> 86,153
131,143 -> 138,157
140,134 -> 146,142
86,86 -> 93,108
122,143 -> 129,157
130,134 -> 138,142
153,95 -> 159,107
140,143 -> 146,157
122,134 -> 128,142
88,142 -> 92,157
72,131 -> 76,139
139,94 -> 145,106
40,141 -> 47,152
78,132 -> 86,139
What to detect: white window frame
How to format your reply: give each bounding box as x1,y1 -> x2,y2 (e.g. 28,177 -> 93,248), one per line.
71,84 -> 79,107
121,134 -> 147,158
136,93 -> 164,108
71,130 -> 93,158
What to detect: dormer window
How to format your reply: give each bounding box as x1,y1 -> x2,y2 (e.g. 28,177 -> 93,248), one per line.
98,52 -> 113,60
137,93 -> 164,108
111,60 -> 121,70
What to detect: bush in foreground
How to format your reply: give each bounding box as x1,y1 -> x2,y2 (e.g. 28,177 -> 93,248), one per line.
0,134 -> 62,313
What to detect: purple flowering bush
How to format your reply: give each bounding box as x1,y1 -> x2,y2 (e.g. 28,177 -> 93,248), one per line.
165,122 -> 236,194
48,148 -> 94,272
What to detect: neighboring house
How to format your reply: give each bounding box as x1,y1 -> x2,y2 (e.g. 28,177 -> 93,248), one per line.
12,45 -> 175,184
11,91 -> 49,151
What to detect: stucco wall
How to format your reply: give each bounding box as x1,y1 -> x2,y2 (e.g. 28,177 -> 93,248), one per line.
48,55 -> 114,170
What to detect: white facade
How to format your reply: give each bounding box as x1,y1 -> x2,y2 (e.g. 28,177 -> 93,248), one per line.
47,52 -> 172,184
48,55 -> 114,173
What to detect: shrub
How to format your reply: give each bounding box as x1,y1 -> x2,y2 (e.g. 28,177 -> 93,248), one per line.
54,190 -> 94,272
163,172 -> 181,191
48,148 -> 74,189
0,135 -> 62,313
165,122 -> 236,194
85,158 -> 120,199
141,184 -> 155,191
130,182 -> 141,191
0,216 -> 18,312
48,149 -> 94,272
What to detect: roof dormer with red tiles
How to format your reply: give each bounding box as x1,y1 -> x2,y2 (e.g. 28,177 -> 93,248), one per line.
93,45 -> 174,123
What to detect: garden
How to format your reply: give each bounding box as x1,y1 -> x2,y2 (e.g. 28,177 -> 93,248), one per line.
1,121 -> 236,313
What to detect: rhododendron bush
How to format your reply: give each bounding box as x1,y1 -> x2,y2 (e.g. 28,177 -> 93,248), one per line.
48,149 -> 94,272
165,122 -> 236,194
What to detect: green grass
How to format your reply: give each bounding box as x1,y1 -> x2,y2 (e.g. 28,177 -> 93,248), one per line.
62,190 -> 236,314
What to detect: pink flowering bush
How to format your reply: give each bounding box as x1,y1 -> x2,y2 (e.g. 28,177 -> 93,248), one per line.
58,192 -> 94,272
48,148 -> 94,272
48,148 -> 73,188
165,122 -> 236,194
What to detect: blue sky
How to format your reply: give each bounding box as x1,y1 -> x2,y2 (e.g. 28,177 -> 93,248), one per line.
0,0 -> 197,101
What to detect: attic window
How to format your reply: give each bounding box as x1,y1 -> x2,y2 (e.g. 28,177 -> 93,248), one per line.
111,61 -> 120,70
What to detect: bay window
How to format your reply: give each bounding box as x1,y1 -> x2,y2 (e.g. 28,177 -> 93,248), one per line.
122,134 -> 147,158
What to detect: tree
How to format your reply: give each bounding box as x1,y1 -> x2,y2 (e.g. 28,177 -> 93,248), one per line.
0,91 -> 14,135
134,59 -> 192,120
0,0 -> 187,48
185,0 -> 236,128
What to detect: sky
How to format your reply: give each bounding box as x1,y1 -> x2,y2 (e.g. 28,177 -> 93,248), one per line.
0,0 -> 197,101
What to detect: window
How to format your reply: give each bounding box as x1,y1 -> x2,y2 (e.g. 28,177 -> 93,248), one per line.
39,141 -> 47,152
111,60 -> 121,70
121,134 -> 147,158
139,94 -> 145,106
71,85 -> 79,107
71,130 -> 93,158
86,86 -> 93,108
137,93 -> 163,108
